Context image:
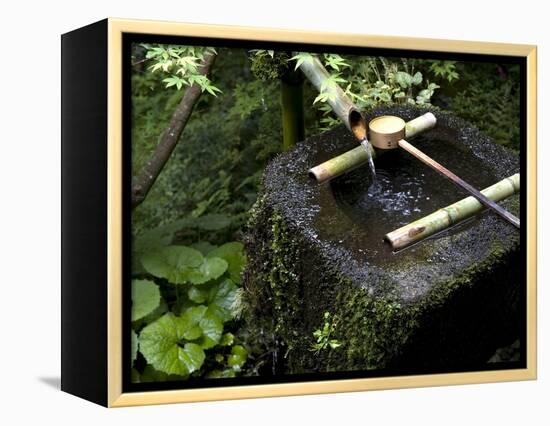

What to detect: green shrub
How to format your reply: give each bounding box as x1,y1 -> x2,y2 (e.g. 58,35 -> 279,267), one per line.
131,237 -> 248,381
449,63 -> 520,152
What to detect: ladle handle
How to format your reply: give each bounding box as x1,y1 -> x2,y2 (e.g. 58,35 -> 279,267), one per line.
398,139 -> 520,229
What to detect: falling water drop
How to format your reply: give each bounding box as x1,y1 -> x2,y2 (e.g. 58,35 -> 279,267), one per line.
360,138 -> 377,183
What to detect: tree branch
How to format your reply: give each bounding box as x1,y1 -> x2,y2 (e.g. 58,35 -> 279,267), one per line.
131,52 -> 218,208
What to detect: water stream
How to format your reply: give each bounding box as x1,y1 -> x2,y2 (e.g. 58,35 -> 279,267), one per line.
360,138 -> 377,184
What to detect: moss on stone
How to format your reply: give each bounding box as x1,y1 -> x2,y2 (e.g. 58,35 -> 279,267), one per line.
250,51 -> 292,81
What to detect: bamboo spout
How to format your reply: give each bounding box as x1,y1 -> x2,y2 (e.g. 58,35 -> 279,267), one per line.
297,54 -> 366,141
348,108 -> 367,141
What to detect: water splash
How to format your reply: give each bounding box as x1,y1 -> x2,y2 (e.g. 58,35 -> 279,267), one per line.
360,138 -> 377,183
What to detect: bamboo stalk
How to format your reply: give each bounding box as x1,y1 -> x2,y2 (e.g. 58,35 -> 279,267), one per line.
385,174 -> 520,250
308,113 -> 436,183
298,55 -> 366,141
281,73 -> 305,150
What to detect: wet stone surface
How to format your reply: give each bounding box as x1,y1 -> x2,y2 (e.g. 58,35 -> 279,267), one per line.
264,105 -> 519,302
244,105 -> 522,373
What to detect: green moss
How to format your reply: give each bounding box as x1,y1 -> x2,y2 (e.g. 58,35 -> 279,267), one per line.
428,233 -> 518,305
241,195 -> 308,372
329,237 -> 519,370
331,282 -> 415,369
250,51 -> 292,81
268,212 -> 303,339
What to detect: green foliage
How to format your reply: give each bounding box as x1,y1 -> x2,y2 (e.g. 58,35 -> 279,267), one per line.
131,279 -> 161,322
131,47 -> 284,235
449,63 -> 520,151
130,66 -> 182,176
131,231 -> 248,381
227,345 -> 248,371
131,330 -> 139,362
311,312 -> 342,354
249,50 -> 292,80
141,44 -> 221,95
313,73 -> 347,104
334,57 -> 439,107
290,52 -> 315,70
322,53 -> 350,71
429,60 -> 460,82
231,80 -> 271,119
139,313 -> 206,376
141,246 -> 203,284
208,242 -> 246,283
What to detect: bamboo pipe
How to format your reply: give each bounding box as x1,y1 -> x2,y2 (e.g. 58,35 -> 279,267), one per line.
308,113 -> 437,183
297,54 -> 367,141
385,174 -> 520,250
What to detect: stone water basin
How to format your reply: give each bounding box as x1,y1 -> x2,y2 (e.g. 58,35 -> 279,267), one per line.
244,105 -> 522,375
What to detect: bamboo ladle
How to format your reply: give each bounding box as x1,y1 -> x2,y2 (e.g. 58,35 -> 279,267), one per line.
366,115 -> 520,229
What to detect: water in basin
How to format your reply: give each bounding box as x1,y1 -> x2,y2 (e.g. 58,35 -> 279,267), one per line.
314,131 -> 499,265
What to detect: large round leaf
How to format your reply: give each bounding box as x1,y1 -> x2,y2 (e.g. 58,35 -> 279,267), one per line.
139,312 -> 206,376
180,305 -> 223,349
187,286 -> 208,304
207,242 -> 246,283
131,279 -> 161,322
141,246 -> 203,284
186,257 -> 228,285
180,306 -> 207,340
207,279 -> 239,322
198,309 -> 224,349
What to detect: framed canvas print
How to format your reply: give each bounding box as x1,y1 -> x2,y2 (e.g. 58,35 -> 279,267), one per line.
61,18 -> 537,407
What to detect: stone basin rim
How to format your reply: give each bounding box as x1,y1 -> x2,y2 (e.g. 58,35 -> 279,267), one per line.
259,105 -> 520,305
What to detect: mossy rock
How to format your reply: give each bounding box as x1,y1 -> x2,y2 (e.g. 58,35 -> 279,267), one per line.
243,105 -> 521,375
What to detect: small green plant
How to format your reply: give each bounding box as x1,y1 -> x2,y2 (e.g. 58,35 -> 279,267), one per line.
311,312 -> 342,354
428,60 -> 459,82
131,229 -> 248,381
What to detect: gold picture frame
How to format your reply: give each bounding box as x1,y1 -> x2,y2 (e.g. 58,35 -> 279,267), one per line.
62,17 -> 537,407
